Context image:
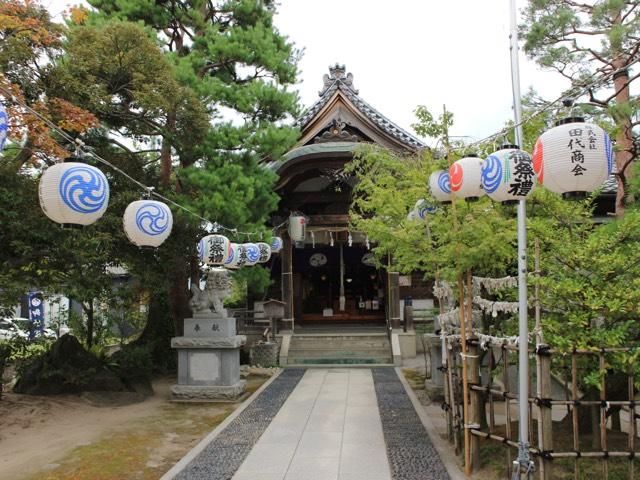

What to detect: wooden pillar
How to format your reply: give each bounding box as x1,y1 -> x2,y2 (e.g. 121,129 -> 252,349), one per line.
281,233 -> 294,332
388,271 -> 401,329
537,349 -> 553,480
468,341 -> 481,472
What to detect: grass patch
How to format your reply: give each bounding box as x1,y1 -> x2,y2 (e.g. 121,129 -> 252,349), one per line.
402,367 -> 426,390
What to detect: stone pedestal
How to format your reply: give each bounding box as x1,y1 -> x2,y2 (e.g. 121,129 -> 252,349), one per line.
171,312 -> 246,401
423,333 -> 444,401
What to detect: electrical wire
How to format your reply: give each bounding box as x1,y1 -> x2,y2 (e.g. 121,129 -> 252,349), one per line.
1,52 -> 638,234
466,53 -> 640,149
0,84 -> 287,240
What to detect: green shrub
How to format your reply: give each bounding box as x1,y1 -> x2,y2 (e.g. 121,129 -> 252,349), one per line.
109,344 -> 153,381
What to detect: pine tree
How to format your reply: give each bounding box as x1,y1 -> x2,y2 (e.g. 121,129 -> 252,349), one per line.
520,0 -> 639,215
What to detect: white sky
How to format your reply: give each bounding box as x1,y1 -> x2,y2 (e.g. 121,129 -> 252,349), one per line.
47,0 -> 569,147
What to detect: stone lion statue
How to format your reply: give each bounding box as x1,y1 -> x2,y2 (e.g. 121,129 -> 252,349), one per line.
189,269 -> 233,316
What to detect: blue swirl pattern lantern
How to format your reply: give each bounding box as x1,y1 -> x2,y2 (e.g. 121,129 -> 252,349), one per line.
39,159 -> 110,227
244,243 -> 261,266
428,170 -> 452,203
270,237 -> 283,253
123,200 -> 173,247
0,103 -> 8,151
533,119 -> 612,196
257,242 -> 272,263
481,145 -> 536,203
414,198 -> 437,219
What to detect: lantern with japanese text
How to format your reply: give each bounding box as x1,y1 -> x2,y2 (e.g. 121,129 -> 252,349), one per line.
0,102 -> 8,151
222,243 -> 238,268
449,156 -> 485,200
428,170 -> 452,203
270,236 -> 283,253
225,243 -> 247,269
39,158 -> 110,227
198,234 -> 232,265
123,200 -> 173,247
481,145 -> 536,203
533,119 -> 613,196
257,242 -> 272,263
288,214 -> 307,242
244,243 -> 261,266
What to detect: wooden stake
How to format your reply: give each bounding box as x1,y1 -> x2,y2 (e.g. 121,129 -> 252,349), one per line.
458,273 -> 472,476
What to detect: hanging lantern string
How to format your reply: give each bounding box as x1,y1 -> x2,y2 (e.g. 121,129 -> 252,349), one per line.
464,53 -> 640,150
1,55 -> 637,233
0,84 -> 286,240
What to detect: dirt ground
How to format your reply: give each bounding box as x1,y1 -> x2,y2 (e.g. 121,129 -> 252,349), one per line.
0,374 -> 270,480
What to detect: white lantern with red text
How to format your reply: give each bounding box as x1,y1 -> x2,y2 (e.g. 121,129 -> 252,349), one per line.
288,214 -> 307,242
481,145 -> 536,203
428,170 -> 452,203
533,119 -> 613,195
449,156 -> 485,200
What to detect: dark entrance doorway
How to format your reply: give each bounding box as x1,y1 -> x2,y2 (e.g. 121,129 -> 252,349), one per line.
292,243 -> 385,324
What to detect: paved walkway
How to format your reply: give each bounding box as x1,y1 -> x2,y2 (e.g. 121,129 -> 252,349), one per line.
232,369 -> 390,480
169,368 -> 451,480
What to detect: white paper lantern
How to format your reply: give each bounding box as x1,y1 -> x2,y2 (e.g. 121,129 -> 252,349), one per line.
257,242 -> 272,263
270,237 -> 283,253
244,243 -> 261,266
288,214 -> 307,242
198,234 -> 232,265
414,198 -> 437,219
123,200 -> 173,247
429,170 -> 452,202
481,146 -> 536,203
222,243 -> 239,268
533,120 -> 613,195
0,103 -> 8,151
39,160 -> 109,227
449,156 -> 485,200
225,243 -> 247,269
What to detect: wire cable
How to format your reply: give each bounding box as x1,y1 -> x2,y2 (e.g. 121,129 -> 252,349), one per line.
0,84 -> 287,239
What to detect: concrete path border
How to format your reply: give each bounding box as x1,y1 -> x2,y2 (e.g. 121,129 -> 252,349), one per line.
394,367 -> 466,480
161,370 -> 283,480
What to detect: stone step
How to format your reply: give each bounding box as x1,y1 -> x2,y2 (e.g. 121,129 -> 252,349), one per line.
287,357 -> 393,365
287,348 -> 392,357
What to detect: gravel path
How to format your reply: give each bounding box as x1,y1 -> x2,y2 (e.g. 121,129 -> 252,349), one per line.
372,368 -> 451,480
174,368 -> 305,480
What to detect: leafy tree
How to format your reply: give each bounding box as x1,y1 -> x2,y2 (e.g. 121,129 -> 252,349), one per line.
51,1 -> 301,346
520,0 -> 639,215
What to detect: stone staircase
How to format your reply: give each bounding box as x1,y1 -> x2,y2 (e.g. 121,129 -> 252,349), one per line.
285,333 -> 393,365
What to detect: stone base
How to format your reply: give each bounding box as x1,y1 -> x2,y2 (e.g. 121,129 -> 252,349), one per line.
424,380 -> 445,402
171,380 -> 246,402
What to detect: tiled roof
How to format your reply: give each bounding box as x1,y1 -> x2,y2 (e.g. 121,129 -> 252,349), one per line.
296,64 -> 426,151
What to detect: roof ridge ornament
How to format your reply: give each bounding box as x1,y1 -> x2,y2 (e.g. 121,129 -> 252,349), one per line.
319,63 -> 358,96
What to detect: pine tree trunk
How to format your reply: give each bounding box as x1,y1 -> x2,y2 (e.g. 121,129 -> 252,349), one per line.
160,111 -> 176,186
612,12 -> 635,217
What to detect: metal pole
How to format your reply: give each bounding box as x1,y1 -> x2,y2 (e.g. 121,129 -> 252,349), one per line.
509,0 -> 534,478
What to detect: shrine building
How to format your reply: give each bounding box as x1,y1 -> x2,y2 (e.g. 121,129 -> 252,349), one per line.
262,65 -> 431,363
